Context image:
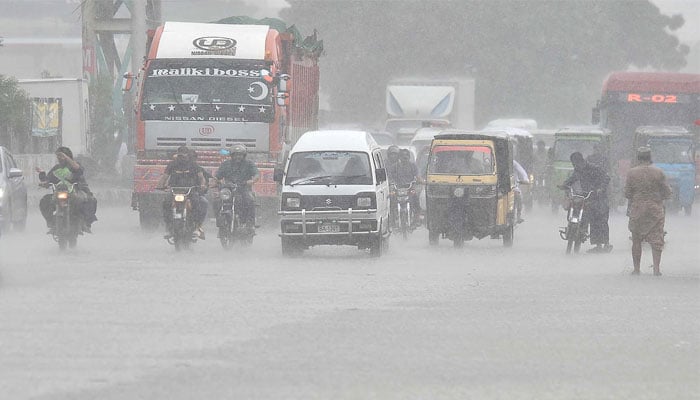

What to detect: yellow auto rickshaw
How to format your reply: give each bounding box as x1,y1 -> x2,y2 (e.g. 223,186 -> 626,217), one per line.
425,131 -> 517,247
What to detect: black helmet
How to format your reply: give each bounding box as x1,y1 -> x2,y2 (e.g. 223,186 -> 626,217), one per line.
230,144 -> 247,155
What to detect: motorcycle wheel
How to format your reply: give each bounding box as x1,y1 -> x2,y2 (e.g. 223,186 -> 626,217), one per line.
400,208 -> 409,240
219,225 -> 234,250
566,222 -> 578,254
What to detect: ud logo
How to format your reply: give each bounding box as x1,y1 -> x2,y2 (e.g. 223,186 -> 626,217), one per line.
199,125 -> 214,136
325,198 -> 333,205
192,37 -> 236,51
191,37 -> 237,56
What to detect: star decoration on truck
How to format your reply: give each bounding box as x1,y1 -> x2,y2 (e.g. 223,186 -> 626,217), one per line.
168,105 -> 175,112
149,104 -> 156,111
259,106 -> 266,113
189,104 -> 198,111
238,105 -> 246,112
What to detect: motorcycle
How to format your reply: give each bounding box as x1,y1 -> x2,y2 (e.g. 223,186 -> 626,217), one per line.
559,187 -> 593,254
389,181 -> 416,239
166,186 -> 198,251
216,182 -> 254,249
47,182 -> 82,250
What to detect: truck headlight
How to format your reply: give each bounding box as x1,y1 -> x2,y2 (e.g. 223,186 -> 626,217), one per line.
286,197 -> 301,208
357,196 -> 373,207
453,187 -> 465,197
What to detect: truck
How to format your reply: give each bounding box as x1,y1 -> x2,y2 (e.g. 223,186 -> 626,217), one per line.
591,71 -> 700,199
384,78 -> 475,145
125,19 -> 322,229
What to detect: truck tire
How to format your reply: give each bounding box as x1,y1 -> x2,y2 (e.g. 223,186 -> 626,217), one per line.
139,208 -> 161,231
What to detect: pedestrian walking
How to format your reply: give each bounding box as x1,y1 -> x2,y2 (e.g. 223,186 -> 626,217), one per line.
624,147 -> 672,276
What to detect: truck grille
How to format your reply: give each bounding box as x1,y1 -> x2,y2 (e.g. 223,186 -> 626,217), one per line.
155,137 -> 257,150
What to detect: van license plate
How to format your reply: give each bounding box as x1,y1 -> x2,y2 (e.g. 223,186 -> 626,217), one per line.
318,224 -> 340,233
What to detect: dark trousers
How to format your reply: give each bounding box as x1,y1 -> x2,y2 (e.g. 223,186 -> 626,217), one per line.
588,204 -> 610,245
39,191 -> 97,227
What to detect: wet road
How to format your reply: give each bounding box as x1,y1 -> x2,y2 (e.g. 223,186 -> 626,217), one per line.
1,206 -> 698,399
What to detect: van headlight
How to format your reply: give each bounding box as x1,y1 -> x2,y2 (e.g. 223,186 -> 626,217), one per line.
453,187 -> 465,197
286,197 -> 301,208
357,196 -> 373,208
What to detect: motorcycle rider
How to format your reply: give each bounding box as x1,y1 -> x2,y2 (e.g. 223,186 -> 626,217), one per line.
36,146 -> 98,234
559,151 -> 612,253
387,148 -> 421,226
214,144 -> 259,231
156,146 -> 207,239
188,149 -> 212,238
385,145 -> 400,182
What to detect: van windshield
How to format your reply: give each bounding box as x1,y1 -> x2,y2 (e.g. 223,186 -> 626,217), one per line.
428,145 -> 494,175
286,151 -> 373,185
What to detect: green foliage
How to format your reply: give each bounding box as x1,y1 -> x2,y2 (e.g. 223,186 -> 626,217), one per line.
280,0 -> 690,127
89,73 -> 121,173
0,75 -> 30,150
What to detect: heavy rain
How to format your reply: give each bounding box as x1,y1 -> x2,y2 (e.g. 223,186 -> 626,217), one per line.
0,1 -> 698,399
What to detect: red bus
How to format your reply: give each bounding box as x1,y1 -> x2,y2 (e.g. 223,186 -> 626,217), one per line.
593,71 -> 700,171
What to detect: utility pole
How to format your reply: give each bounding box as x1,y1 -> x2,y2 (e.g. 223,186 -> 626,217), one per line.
81,0 -> 161,155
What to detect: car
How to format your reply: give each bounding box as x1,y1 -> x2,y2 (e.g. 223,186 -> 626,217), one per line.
0,146 -> 28,233
275,130 -> 391,257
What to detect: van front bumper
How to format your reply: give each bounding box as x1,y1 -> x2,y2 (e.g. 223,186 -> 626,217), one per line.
278,208 -> 380,245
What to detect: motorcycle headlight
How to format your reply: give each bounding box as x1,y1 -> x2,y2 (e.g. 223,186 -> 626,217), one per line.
220,188 -> 232,201
56,192 -> 69,200
0,187 -> 4,198
286,197 -> 301,208
174,194 -> 186,202
453,187 -> 465,197
357,196 -> 373,207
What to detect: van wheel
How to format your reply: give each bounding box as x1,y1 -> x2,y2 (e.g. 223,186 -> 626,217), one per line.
369,235 -> 383,258
281,238 -> 303,257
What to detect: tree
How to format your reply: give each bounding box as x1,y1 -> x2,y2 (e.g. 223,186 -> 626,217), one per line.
280,0 -> 690,127
0,75 -> 30,152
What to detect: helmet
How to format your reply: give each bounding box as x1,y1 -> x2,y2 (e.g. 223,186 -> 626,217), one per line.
231,144 -> 247,155
388,145 -> 400,155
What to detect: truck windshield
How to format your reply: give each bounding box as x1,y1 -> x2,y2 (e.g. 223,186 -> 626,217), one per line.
428,145 -> 494,175
140,61 -> 273,122
286,151 -> 373,185
553,139 -> 598,161
648,140 -> 694,163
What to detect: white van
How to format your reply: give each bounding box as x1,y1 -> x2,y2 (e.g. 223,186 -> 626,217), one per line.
275,130 -> 391,257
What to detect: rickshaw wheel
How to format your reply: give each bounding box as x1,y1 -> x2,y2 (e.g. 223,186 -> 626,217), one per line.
428,229 -> 439,246
502,224 -> 514,247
